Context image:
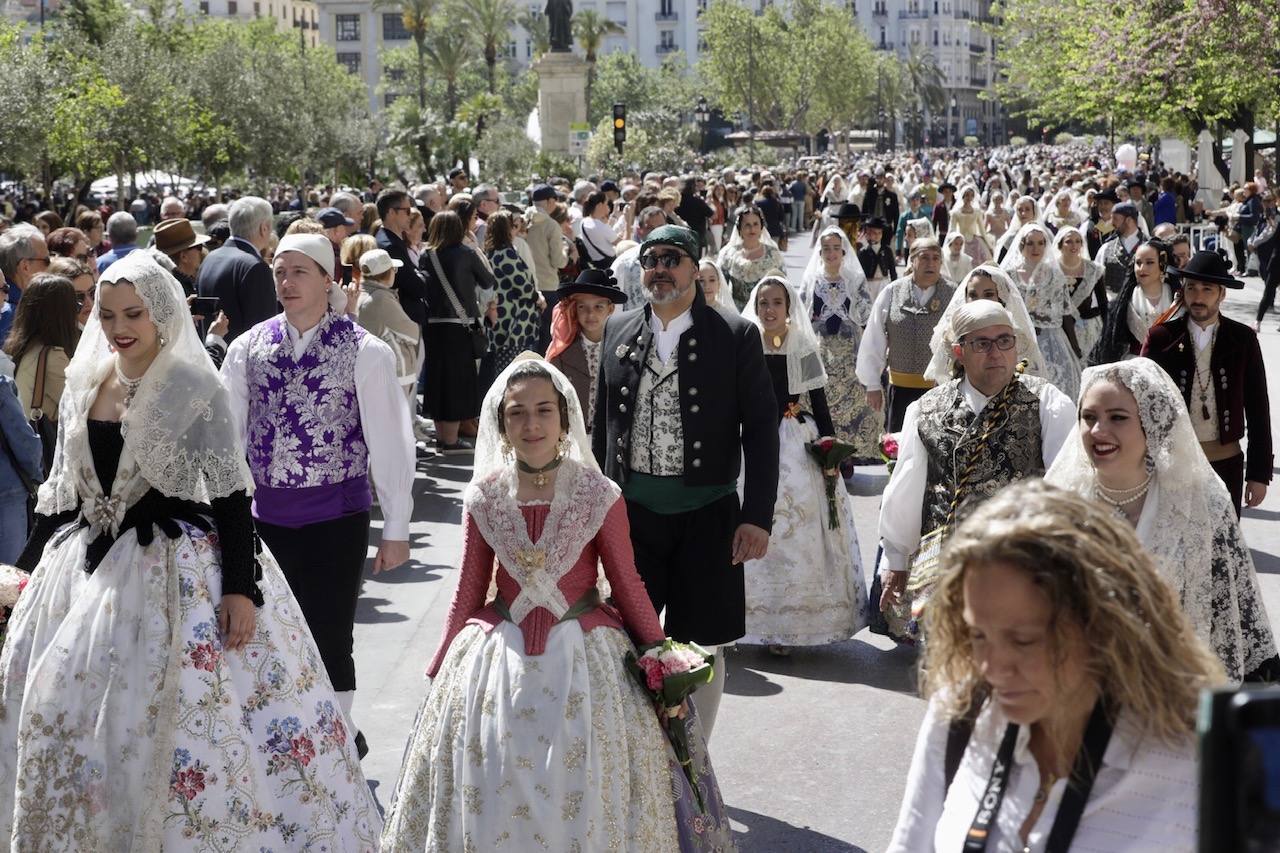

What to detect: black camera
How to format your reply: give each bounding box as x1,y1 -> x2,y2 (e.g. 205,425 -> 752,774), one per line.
1199,687 -> 1280,852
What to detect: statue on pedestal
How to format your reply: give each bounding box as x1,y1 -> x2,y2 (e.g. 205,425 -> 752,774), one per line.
546,0 -> 573,53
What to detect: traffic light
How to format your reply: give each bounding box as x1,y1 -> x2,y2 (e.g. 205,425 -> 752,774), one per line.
613,103 -> 626,154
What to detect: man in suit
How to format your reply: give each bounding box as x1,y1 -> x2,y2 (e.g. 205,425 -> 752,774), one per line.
1142,250 -> 1272,515
195,196 -> 277,341
374,189 -> 428,328
593,224 -> 778,739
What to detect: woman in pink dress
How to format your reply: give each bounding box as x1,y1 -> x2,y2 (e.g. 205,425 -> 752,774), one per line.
381,354 -> 733,853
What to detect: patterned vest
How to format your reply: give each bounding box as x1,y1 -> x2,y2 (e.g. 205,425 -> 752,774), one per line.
916,376 -> 1046,535
245,312 -> 371,527
886,278 -> 955,377
629,345 -> 684,476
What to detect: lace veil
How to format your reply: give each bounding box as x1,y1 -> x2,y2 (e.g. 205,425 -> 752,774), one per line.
722,206 -> 780,254
38,251 -> 252,514
1044,358 -> 1216,647
800,225 -> 867,314
923,264 -> 1046,384
741,276 -> 827,396
698,259 -> 740,315
472,352 -> 597,495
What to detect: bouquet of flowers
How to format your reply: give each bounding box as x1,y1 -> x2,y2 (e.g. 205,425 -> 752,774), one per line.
624,639 -> 715,812
0,564 -> 31,654
879,433 -> 900,474
807,436 -> 857,529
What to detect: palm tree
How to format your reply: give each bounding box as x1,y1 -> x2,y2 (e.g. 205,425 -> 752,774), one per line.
903,45 -> 945,145
460,0 -> 517,94
373,0 -> 437,111
518,11 -> 550,60
571,9 -> 623,124
424,27 -> 474,120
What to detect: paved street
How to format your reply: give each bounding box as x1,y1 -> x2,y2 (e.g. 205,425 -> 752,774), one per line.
349,237 -> 1280,852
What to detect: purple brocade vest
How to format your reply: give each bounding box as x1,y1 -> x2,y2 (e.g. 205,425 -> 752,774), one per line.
245,312 -> 372,527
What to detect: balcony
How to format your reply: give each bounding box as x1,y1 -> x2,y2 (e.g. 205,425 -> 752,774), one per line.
871,4 -> 888,17
898,8 -> 928,18
969,41 -> 985,52
656,42 -> 679,54
656,11 -> 678,21
969,76 -> 988,86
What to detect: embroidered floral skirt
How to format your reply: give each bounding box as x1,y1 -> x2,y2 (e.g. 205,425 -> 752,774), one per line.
817,331 -> 882,460
381,620 -> 735,852
0,522 -> 381,851
741,416 -> 870,646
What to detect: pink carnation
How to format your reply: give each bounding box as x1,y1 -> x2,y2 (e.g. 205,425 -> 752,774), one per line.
637,655 -> 664,691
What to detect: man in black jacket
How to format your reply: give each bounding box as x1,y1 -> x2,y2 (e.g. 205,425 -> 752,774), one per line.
375,189 -> 428,327
195,196 -> 277,341
593,224 -> 778,738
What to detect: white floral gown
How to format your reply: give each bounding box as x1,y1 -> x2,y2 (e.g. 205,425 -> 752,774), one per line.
0,421 -> 381,851
1015,265 -> 1082,401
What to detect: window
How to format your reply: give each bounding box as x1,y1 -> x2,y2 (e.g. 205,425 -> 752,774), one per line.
336,51 -> 361,73
525,39 -> 532,58
387,67 -> 405,82
659,30 -> 676,48
227,0 -> 237,14
385,93 -> 400,108
659,0 -> 673,14
910,28 -> 919,43
878,26 -> 886,46
336,14 -> 360,41
933,30 -> 938,45
198,0 -> 208,11
253,1 -> 259,16
382,12 -> 409,40
503,40 -> 516,58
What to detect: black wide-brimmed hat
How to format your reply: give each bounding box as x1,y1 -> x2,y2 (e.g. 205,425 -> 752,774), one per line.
1177,249 -> 1244,289
937,182 -> 957,193
556,268 -> 626,302
829,202 -> 862,221
863,216 -> 890,231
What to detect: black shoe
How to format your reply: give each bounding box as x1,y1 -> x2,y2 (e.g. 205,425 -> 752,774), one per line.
436,438 -> 474,456
354,730 -> 369,759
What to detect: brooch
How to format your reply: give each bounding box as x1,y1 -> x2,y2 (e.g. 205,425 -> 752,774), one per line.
514,548 -> 546,571
929,298 -> 940,312
615,344 -> 630,359
1178,342 -> 1184,352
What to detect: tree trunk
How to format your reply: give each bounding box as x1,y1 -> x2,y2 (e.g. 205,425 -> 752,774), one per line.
446,81 -> 457,121
485,44 -> 496,94
416,38 -> 427,111
1237,106 -> 1256,182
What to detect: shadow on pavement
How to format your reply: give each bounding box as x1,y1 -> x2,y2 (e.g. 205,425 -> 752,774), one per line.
1252,549 -> 1280,575
729,637 -> 919,695
723,660 -> 785,697
355,596 -> 410,624
728,806 -> 869,853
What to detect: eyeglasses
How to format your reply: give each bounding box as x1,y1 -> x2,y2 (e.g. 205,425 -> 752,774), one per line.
27,255 -> 50,267
639,251 -> 687,270
960,334 -> 1017,354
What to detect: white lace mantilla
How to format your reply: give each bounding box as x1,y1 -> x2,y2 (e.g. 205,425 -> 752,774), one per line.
464,460 -> 620,624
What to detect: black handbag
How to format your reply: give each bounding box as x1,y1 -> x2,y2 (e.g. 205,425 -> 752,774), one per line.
425,250 -> 489,359
27,347 -> 56,478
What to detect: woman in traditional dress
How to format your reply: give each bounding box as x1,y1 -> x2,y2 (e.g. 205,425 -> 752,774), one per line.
380,355 -> 733,852
0,252 -> 381,851
1000,222 -> 1082,400
800,226 -> 880,464
697,259 -> 741,315
948,185 -> 992,264
922,265 -> 1047,386
984,191 -> 1011,244
1042,188 -> 1083,235
738,276 -> 868,655
1093,238 -> 1177,364
1052,225 -> 1107,363
993,195 -> 1039,264
1046,358 -> 1279,683
717,205 -> 786,310
941,231 -> 974,285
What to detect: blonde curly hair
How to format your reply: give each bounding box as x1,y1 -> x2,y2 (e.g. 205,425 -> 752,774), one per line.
922,480 -> 1225,745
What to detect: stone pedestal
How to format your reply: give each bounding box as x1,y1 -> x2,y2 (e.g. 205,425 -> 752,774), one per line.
534,52 -> 589,155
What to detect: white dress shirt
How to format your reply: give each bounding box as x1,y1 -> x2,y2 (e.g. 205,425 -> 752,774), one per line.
1188,317 -> 1217,352
649,306 -> 694,364
855,279 -> 938,389
221,315 -> 416,540
888,695 -> 1198,853
878,376 -> 1076,573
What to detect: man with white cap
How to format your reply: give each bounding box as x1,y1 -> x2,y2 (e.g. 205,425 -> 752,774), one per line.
221,232 -> 415,758
876,299 -> 1075,639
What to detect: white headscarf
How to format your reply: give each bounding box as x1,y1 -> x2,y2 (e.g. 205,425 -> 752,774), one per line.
941,231 -> 975,284
698,259 -> 740,315
1044,358 -> 1278,677
995,195 -> 1041,257
741,276 -> 828,396
905,217 -> 935,246
801,225 -> 868,315
1000,221 -> 1055,279
38,251 -> 253,516
722,205 -> 779,254
924,265 -> 1046,384
1051,225 -> 1104,308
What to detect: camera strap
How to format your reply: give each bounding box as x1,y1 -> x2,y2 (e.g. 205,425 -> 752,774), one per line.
963,697 -> 1114,853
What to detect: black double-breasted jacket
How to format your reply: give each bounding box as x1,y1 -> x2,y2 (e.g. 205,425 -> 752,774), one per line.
591,289 -> 780,531
1141,314 -> 1273,484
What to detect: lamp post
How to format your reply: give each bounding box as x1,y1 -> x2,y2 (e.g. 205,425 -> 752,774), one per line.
949,94 -> 958,147
877,108 -> 887,153
695,96 -> 711,153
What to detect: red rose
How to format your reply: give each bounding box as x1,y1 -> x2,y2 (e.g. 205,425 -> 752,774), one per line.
817,438 -> 835,452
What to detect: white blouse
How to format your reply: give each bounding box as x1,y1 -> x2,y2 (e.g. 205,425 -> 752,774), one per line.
888,695 -> 1199,853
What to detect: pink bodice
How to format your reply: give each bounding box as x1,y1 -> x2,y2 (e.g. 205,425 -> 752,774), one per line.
426,497 -> 664,677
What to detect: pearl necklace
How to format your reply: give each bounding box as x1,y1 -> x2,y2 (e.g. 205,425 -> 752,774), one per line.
114,359 -> 143,406
1095,474 -> 1151,509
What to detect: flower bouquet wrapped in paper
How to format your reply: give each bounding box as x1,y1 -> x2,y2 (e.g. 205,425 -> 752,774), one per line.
0,564 -> 31,653
806,436 -> 857,528
624,639 -> 715,811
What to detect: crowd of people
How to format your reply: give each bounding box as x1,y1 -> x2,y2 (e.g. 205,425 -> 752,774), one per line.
0,138 -> 1276,850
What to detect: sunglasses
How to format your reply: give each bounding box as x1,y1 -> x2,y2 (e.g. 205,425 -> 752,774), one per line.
639,251 -> 687,270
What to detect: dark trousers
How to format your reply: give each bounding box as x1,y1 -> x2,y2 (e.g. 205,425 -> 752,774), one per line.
537,289 -> 562,353
1210,453 -> 1245,519
257,511 -> 371,691
886,384 -> 928,433
625,493 -> 744,646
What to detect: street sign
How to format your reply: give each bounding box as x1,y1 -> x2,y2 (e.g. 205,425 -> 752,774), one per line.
568,122 -> 591,156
